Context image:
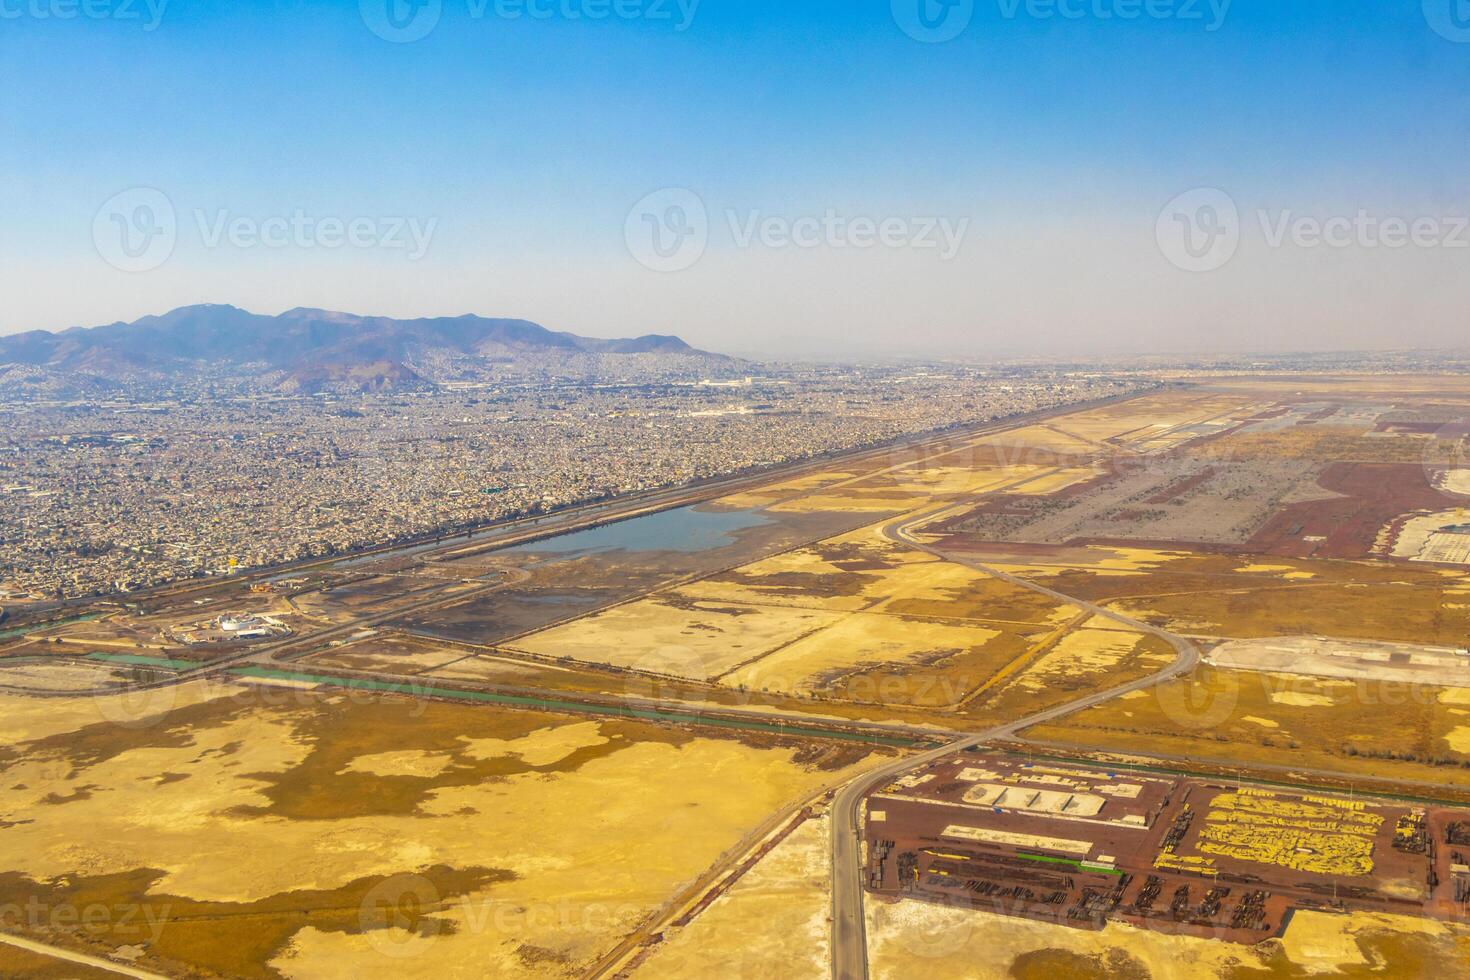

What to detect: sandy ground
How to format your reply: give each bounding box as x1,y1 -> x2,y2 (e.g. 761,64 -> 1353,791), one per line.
1393,511 -> 1470,565
864,899 -> 1470,979
630,815 -> 833,980
1005,625 -> 1151,695
722,615 -> 1006,699
1027,664 -> 1470,789
759,463 -> 1058,515
306,636 -> 469,675
511,596 -> 844,680
0,686 -> 887,979
1437,470 -> 1470,496
0,661 -> 140,691
0,679 -> 233,744
1207,635 -> 1470,687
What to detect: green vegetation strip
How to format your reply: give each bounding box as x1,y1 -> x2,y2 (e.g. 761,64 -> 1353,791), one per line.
228,667 -> 936,749
1013,852 -> 1124,876
85,652 -> 199,671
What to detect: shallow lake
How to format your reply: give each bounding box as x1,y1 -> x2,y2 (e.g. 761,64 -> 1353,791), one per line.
505,505 -> 772,555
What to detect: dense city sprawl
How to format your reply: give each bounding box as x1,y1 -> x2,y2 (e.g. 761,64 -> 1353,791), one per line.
0,369 -> 1141,600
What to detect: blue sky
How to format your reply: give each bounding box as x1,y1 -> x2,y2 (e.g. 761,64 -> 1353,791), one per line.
2,0 -> 1468,356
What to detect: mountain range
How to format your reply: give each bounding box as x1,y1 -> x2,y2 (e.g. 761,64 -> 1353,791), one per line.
0,305 -> 730,393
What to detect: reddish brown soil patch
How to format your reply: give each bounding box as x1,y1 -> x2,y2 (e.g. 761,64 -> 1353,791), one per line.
1145,466 -> 1217,505
1247,462 -> 1455,560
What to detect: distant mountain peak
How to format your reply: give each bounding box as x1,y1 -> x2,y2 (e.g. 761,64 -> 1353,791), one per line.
0,306 -> 733,392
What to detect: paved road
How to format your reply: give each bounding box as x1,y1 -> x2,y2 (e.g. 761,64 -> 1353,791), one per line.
0,930 -> 169,979
829,507 -> 1203,980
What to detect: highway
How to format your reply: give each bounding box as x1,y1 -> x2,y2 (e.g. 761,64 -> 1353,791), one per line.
828,507 -> 1203,980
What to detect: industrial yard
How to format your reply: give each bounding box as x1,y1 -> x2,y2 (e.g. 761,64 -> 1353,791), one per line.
861,751 -> 1470,941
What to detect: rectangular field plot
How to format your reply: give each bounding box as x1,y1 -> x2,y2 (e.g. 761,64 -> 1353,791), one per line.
302,632 -> 470,675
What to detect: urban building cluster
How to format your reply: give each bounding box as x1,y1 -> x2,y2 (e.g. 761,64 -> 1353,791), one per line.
0,369 -> 1140,599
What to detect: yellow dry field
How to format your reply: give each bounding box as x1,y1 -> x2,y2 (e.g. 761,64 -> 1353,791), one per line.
1197,425 -> 1461,465
974,392 -> 1267,457
510,595 -> 843,681
973,621 -> 1176,722
512,520 -> 1076,706
973,423 -> 1102,455
1001,624 -> 1156,695
420,654 -> 581,686
674,526 -> 941,614
305,634 -> 468,675
958,546 -> 1470,650
865,901 -> 1470,979
1024,665 -> 1470,790
1005,466 -> 1103,495
682,525 -> 1075,625
0,682 -> 889,979
979,544 -> 1195,578
756,463 -> 1059,515
722,614 -> 1023,707
630,815 -> 833,980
